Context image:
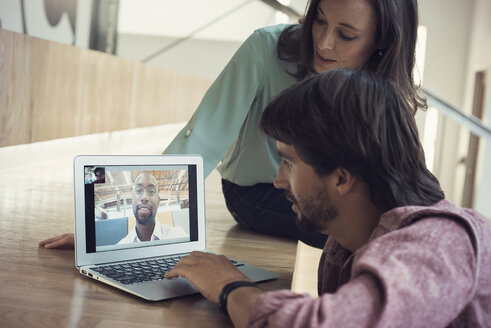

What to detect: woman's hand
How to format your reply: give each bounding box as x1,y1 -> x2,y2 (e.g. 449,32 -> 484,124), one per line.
39,233 -> 75,249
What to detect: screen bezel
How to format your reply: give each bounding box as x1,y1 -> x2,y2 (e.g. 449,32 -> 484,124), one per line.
74,155 -> 206,268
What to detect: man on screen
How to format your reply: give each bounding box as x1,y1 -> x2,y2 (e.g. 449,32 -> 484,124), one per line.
118,172 -> 187,244
93,167 -> 105,184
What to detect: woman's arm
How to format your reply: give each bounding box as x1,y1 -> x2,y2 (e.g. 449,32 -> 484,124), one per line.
39,233 -> 74,248
163,28 -> 269,177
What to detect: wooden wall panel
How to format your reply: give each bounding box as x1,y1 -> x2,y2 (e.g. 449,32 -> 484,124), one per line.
29,34 -> 82,142
0,30 -> 33,146
0,29 -> 212,147
77,48 -> 136,135
132,65 -> 211,128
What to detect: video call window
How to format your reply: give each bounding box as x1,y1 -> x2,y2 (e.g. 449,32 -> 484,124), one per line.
85,167 -> 106,184
84,166 -> 195,253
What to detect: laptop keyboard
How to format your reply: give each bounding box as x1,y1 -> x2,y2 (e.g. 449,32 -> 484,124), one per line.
90,255 -> 244,285
90,255 -> 184,285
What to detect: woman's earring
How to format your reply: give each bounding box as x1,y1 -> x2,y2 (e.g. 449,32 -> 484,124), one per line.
378,50 -> 384,56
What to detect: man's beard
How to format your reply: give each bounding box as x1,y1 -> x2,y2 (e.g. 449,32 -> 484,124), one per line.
135,214 -> 155,225
134,205 -> 155,225
285,189 -> 338,233
296,212 -> 317,232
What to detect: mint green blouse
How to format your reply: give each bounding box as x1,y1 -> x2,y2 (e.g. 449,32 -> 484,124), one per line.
163,24 -> 298,186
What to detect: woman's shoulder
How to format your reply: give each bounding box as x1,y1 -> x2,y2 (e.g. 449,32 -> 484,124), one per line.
255,23 -> 296,34
252,24 -> 300,42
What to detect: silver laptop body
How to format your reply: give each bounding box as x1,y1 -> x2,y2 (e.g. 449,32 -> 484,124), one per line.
74,155 -> 278,301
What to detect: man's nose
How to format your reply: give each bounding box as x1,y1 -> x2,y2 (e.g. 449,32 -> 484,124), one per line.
139,190 -> 150,201
274,166 -> 288,190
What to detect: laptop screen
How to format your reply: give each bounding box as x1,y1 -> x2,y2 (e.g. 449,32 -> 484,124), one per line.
83,164 -> 199,253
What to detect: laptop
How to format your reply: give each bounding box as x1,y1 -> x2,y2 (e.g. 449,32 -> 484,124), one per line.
74,154 -> 279,301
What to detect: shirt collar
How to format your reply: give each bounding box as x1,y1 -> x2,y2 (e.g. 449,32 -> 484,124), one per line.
133,220 -> 162,242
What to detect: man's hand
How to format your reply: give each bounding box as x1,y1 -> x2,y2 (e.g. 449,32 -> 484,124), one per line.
39,233 -> 75,249
165,251 -> 251,303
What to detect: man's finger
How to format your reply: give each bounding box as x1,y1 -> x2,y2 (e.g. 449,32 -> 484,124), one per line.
165,267 -> 188,279
164,269 -> 178,279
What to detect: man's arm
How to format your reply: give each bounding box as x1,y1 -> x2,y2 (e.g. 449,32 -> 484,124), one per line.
166,258 -> 382,328
246,217 -> 477,327
227,284 -> 264,328
167,217 -> 477,327
165,251 -> 264,327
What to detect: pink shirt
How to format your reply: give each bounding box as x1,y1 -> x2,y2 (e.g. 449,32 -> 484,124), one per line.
247,200 -> 491,327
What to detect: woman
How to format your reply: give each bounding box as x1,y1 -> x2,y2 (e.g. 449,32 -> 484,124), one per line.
40,0 -> 424,249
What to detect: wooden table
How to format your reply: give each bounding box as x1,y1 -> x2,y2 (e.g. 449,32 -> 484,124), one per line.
0,125 -> 298,327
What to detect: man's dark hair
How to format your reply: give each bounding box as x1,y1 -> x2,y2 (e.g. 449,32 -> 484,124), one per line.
277,0 -> 426,115
260,68 -> 444,210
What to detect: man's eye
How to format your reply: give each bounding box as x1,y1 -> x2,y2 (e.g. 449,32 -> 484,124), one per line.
147,188 -> 157,196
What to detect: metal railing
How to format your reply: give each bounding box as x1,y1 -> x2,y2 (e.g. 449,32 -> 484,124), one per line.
422,88 -> 491,141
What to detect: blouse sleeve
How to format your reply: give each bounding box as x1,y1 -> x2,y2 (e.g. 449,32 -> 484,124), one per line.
247,217 -> 477,327
163,29 -> 268,177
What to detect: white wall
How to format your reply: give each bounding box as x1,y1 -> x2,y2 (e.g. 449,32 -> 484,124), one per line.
117,34 -> 242,81
116,0 -> 304,81
419,0 -> 474,107
419,0 -> 490,217
419,0 -> 471,204
463,0 -> 491,217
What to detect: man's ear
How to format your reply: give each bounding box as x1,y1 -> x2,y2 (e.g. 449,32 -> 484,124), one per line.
333,167 -> 356,196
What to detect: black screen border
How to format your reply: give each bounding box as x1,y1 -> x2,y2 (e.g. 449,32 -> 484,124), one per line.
83,164 -> 199,253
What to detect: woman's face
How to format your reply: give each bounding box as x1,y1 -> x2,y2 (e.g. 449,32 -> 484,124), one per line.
311,0 -> 378,73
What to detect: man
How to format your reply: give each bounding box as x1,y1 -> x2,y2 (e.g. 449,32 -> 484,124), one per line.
165,69 -> 491,327
118,171 -> 187,244
94,167 -> 105,184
